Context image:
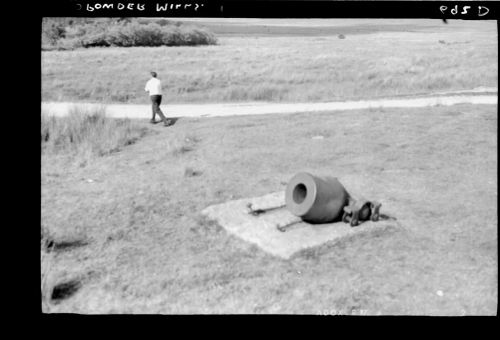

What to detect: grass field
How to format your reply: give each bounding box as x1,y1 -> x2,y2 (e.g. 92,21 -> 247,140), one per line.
41,103 -> 497,314
41,19 -> 497,104
170,18 -> 463,36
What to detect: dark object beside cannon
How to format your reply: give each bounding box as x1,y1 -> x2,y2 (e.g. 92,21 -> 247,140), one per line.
285,172 -> 349,224
342,199 -> 381,227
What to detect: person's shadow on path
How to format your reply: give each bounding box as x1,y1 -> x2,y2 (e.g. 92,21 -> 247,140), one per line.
151,117 -> 180,126
166,117 -> 180,126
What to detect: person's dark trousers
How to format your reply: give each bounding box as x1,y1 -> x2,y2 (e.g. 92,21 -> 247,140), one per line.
150,95 -> 168,125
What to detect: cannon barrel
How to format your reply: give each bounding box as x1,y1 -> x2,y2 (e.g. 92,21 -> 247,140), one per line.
285,172 -> 349,224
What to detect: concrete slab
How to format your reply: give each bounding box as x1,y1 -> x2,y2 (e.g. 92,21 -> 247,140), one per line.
201,191 -> 399,259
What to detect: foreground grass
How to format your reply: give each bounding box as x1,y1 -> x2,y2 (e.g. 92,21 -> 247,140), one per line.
41,104 -> 497,314
41,108 -> 152,307
42,20 -> 497,104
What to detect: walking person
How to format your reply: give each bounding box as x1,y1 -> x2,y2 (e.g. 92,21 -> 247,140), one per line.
145,71 -> 170,126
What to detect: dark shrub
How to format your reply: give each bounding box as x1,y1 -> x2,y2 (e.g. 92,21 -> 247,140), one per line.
43,18 -> 217,49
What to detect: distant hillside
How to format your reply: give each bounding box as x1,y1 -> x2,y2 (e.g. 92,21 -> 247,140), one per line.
169,18 -> 449,37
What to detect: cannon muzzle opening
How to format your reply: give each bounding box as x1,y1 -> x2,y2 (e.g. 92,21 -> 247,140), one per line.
285,172 -> 349,224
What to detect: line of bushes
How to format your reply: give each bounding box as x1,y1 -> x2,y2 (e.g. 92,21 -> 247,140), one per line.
42,18 -> 218,50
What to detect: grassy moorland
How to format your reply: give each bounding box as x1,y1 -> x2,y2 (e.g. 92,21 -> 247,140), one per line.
41,19 -> 497,104
41,103 -> 497,314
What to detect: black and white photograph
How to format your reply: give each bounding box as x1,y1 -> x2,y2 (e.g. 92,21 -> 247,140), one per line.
40,1 -> 497,315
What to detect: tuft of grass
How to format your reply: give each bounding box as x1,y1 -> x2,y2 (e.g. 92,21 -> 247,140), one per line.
41,106 -> 149,166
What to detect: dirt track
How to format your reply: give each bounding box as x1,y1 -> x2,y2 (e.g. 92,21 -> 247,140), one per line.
42,88 -> 497,119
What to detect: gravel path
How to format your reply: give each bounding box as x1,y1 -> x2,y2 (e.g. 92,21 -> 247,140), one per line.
42,88 -> 497,119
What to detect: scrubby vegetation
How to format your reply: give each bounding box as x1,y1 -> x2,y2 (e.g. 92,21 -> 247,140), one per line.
42,18 -> 218,50
41,106 -> 149,164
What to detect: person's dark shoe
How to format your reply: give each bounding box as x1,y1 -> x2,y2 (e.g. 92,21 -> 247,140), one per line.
150,119 -> 158,124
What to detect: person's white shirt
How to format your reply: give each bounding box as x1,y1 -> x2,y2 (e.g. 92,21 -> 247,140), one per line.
145,77 -> 162,96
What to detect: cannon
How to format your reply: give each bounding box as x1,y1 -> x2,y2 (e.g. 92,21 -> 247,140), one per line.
285,172 -> 349,224
285,172 -> 381,227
